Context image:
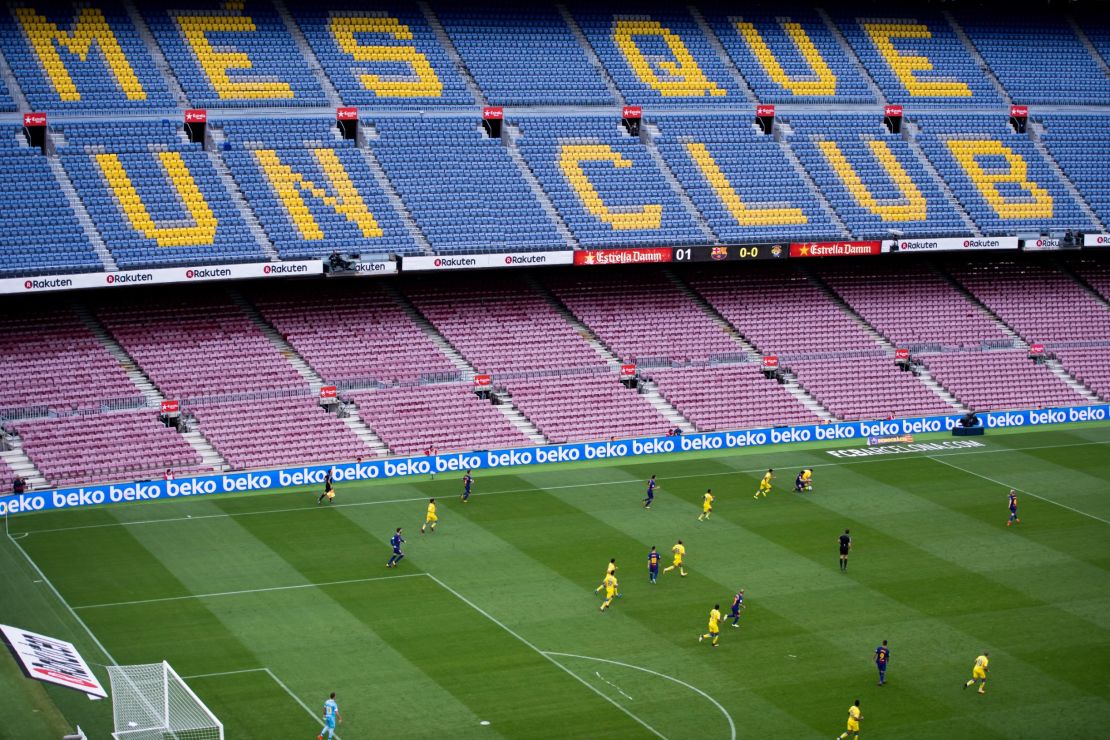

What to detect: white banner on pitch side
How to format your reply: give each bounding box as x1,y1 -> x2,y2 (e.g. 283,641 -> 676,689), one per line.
0,624 -> 108,699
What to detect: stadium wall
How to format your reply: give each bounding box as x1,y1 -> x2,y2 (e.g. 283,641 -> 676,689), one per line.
2,404 -> 1107,516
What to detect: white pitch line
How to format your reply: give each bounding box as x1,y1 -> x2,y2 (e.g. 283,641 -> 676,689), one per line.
19,439 -> 1110,537
547,651 -> 736,740
425,573 -> 667,739
73,572 -> 427,610
180,666 -> 338,737
182,667 -> 269,680
263,667 -> 340,740
5,528 -> 118,666
928,455 -> 1110,525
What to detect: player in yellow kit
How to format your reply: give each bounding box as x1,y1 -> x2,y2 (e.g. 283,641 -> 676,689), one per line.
964,652 -> 989,694
837,699 -> 862,739
699,604 -> 721,647
662,540 -> 687,576
599,572 -> 619,611
595,559 -> 617,595
754,469 -> 773,499
697,489 -> 714,521
420,498 -> 437,534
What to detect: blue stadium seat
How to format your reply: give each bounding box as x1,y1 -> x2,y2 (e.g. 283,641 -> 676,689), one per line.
290,0 -> 473,107
653,114 -> 842,241
141,1 -> 327,108
437,6 -> 613,106
0,0 -> 176,112
218,118 -> 420,258
915,115 -> 1095,235
514,115 -> 704,247
1038,115 -> 1110,226
0,125 -> 102,276
785,113 -> 967,238
835,12 -> 1002,107
368,117 -> 563,253
706,9 -> 875,104
57,120 -> 264,268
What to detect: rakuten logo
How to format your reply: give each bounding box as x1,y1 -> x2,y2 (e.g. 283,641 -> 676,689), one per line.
186,268 -> 231,279
105,272 -> 153,285
433,257 -> 478,268
504,255 -> 547,265
963,239 -> 1000,248
263,263 -> 308,275
1097,236 -> 1110,245
24,278 -> 72,290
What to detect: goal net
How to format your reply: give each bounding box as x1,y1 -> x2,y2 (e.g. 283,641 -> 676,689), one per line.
107,662 -> 224,740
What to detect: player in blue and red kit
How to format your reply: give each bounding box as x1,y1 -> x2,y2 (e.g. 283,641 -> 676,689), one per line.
1007,489 -> 1020,526
461,470 -> 473,503
875,640 -> 889,685
386,527 -> 405,568
648,546 -> 660,584
729,590 -> 745,627
643,475 -> 656,509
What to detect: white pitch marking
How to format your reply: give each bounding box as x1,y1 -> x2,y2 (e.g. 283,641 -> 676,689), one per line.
263,668 -> 340,740
21,439 -> 1109,536
9,532 -> 28,540
425,574 -> 666,739
595,670 -> 634,700
182,667 -> 269,680
546,651 -> 736,740
73,572 -> 427,610
928,455 -> 1110,525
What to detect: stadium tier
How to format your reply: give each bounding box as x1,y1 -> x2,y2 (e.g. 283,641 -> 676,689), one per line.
921,349 -> 1089,412
788,359 -> 955,421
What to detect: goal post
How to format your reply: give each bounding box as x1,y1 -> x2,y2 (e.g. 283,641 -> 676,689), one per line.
107,662 -> 224,740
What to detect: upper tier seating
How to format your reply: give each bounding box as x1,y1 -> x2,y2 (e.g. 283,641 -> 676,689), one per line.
0,74 -> 13,111
1053,347 -> 1110,401
438,6 -> 613,105
951,260 -> 1110,344
57,121 -> 263,269
189,396 -> 371,469
834,12 -> 1001,107
786,114 -> 968,238
1072,258 -> 1110,302
369,117 -> 564,253
291,0 -> 473,107
819,262 -> 1009,350
653,114 -> 841,242
1080,15 -> 1110,69
788,358 -> 954,421
915,116 -> 1095,236
93,292 -> 307,402
645,364 -> 821,431
1038,115 -> 1110,227
0,125 -> 102,277
9,409 -> 205,487
0,304 -> 142,415
0,1 -> 176,112
706,8 -> 874,103
543,269 -> 745,364
957,13 -> 1110,105
403,275 -> 607,375
142,1 -> 327,108
503,373 -> 670,443
921,350 -> 1088,411
687,265 -> 883,358
515,116 -> 705,248
247,281 -> 457,385
218,119 -> 420,259
348,384 -> 530,454
570,7 -> 746,106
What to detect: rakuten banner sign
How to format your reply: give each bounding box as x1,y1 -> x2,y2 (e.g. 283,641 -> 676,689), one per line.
402,252 -> 573,272
5,404 -> 1107,516
0,261 -> 323,295
883,237 -> 1020,252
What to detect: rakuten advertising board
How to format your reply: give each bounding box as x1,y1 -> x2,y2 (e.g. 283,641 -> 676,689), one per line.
402,252 -> 574,271
1084,234 -> 1110,247
1,261 -> 324,295
4,404 -> 1107,516
882,237 -> 1020,252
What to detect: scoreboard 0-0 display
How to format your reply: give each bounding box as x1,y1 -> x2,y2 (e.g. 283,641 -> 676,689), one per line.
671,244 -> 788,262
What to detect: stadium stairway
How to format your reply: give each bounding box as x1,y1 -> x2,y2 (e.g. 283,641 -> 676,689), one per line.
0,436 -> 47,490
207,131 -> 281,261
504,123 -> 578,250
45,153 -> 118,271
554,3 -> 625,104
943,9 -> 1013,104
901,120 -> 982,237
805,269 -> 966,413
356,127 -> 435,256
641,121 -> 720,244
773,120 -> 852,238
1029,120 -> 1108,232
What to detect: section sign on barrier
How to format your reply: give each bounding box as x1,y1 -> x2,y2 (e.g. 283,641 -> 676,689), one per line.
5,403 -> 1106,517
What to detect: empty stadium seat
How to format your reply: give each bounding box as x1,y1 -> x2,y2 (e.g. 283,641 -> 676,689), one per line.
1038,115 -> 1110,226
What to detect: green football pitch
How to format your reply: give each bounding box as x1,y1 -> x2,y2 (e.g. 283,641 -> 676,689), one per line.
2,424 -> 1109,739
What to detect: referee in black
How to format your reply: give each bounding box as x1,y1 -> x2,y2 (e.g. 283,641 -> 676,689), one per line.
838,529 -> 852,571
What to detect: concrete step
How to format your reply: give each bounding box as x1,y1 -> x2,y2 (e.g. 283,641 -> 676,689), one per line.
0,445 -> 47,490
229,290 -> 327,387
382,283 -> 474,377
528,275 -> 621,365
181,430 -> 227,471
357,137 -> 434,255
492,398 -> 547,445
664,269 -> 757,356
504,124 -> 578,250
210,154 -> 280,260
47,157 -> 118,271
1045,358 -> 1103,403
639,383 -> 696,433
341,413 -> 390,457
782,375 -> 837,422
72,304 -> 164,403
419,1 -> 486,105
272,0 -> 342,106
643,123 -> 719,243
556,3 -> 625,104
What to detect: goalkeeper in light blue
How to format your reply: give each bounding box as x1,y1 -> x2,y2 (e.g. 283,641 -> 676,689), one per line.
318,692 -> 341,739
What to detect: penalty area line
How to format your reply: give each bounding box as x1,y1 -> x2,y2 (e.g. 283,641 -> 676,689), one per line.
927,456 -> 1110,526
424,573 -> 667,739
545,651 -> 736,740
181,666 -> 337,737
